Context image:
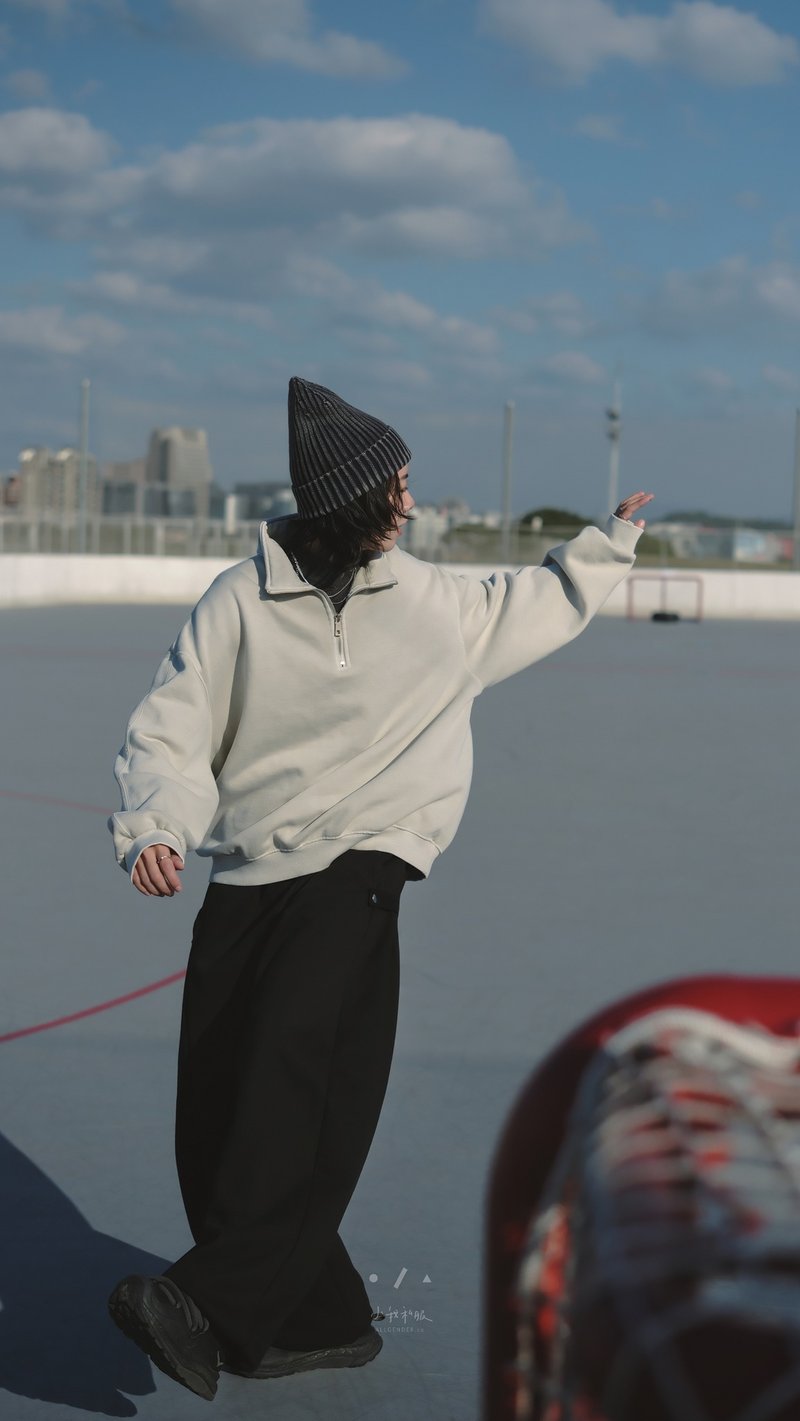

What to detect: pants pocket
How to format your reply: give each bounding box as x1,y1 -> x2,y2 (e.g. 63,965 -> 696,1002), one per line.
367,885 -> 402,914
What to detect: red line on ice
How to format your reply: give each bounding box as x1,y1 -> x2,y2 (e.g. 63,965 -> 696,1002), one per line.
0,970 -> 187,1044
0,788 -> 185,1042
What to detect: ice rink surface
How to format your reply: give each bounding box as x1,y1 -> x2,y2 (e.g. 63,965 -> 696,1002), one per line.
1,599 -> 798,1420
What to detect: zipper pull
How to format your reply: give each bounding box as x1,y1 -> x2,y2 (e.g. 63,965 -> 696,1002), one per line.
333,612 -> 346,667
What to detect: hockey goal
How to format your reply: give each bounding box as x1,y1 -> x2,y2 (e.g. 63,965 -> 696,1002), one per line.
626,573 -> 704,622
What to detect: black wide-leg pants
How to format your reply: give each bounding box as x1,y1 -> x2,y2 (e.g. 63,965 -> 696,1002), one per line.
163,848 -> 408,1370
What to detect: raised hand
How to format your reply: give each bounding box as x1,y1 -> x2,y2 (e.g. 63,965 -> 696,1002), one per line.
615,492 -> 654,529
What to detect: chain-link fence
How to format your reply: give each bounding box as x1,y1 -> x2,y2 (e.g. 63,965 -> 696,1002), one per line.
434,521 -> 798,570
1,511 -> 797,570
0,513 -> 262,560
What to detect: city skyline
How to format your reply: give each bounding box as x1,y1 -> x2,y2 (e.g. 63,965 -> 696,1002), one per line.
6,418 -> 795,531
2,2 -> 800,521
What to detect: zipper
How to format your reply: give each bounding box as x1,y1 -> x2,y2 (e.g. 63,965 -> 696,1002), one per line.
332,610 -> 348,669
300,585 -> 358,670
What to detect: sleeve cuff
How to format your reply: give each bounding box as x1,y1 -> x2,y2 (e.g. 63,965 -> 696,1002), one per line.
605,512 -> 644,551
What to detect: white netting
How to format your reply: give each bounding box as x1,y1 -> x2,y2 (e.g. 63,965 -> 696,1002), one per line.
509,1008 -> 800,1421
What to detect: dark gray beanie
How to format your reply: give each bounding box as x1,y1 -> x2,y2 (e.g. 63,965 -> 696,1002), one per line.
288,376 -> 412,519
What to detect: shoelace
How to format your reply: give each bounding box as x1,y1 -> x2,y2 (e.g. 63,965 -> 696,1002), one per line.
156,1278 -> 210,1335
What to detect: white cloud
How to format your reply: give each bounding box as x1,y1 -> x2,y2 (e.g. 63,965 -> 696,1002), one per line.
333,207 -> 515,260
0,305 -> 124,355
74,78 -> 103,101
73,269 -> 275,328
756,266 -> 800,321
92,235 -> 211,277
493,290 -> 596,338
5,0 -> 73,14
693,366 -> 735,393
0,107 -> 114,176
363,359 -> 433,390
285,255 -> 498,359
13,112 -> 585,268
480,0 -> 799,86
573,113 -> 637,145
0,108 -> 569,263
638,256 -> 800,336
609,195 -> 681,221
540,350 -> 606,384
170,0 -> 405,77
762,364 -> 800,393
0,109 -> 587,394
146,114 -> 535,223
4,0 -> 130,18
3,70 -> 53,102
0,109 -> 127,240
0,111 -> 591,277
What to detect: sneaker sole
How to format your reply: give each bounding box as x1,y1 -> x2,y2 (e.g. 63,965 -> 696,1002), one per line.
108,1279 -> 217,1401
223,1328 -> 383,1379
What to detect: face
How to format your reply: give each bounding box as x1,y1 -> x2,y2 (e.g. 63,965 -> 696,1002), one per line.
376,465 -> 415,552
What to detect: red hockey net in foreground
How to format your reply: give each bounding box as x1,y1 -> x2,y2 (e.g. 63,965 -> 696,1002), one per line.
482,979 -> 800,1421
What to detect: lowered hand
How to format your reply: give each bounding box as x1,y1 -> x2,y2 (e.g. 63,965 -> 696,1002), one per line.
132,843 -> 184,897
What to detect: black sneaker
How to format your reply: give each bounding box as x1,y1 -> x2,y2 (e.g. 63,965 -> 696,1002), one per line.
222,1324 -> 382,1379
108,1274 -> 223,1401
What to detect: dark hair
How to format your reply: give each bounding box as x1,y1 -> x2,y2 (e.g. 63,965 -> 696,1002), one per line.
277,468 -> 410,580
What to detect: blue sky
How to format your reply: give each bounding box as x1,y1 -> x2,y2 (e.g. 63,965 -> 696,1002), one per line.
2,0 -> 800,521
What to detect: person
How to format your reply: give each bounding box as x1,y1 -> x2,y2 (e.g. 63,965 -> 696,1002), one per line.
106,375 -> 654,1401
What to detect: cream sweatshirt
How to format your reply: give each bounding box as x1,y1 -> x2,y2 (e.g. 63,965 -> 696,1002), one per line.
108,513 -> 642,885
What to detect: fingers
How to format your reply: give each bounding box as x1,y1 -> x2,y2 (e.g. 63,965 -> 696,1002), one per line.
132,844 -> 184,897
615,492 -> 654,521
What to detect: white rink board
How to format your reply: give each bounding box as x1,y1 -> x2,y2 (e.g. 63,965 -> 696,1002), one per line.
2,552 -> 800,619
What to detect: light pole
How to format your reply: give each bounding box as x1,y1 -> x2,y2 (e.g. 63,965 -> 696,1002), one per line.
501,400 -> 514,563
793,408 -> 800,571
606,370 -> 622,520
77,378 -> 90,554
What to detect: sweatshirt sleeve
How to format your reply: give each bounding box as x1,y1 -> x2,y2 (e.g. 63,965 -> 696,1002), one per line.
452,513 -> 642,691
107,576 -> 241,881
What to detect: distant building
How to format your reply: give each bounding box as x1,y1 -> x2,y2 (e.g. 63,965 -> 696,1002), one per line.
208,482 -> 228,520
104,457 -> 147,487
101,457 -> 148,516
233,481 -> 296,521
2,472 -> 21,507
730,528 -> 790,564
438,497 -> 471,528
402,504 -> 449,559
145,427 -> 213,518
103,482 -> 166,516
648,520 -> 791,564
16,446 -> 100,517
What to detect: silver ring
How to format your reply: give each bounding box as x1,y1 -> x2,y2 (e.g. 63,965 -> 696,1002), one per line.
156,853 -> 170,862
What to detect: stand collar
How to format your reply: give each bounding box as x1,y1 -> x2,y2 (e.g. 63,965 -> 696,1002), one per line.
257,519 -> 399,594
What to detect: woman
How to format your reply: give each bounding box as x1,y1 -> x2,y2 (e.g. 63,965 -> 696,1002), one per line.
107,375 -> 653,1401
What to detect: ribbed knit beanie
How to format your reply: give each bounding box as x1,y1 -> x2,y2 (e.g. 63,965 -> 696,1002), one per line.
288,376 -> 412,519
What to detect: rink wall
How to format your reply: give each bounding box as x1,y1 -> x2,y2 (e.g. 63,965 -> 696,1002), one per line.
1,554 -> 800,620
